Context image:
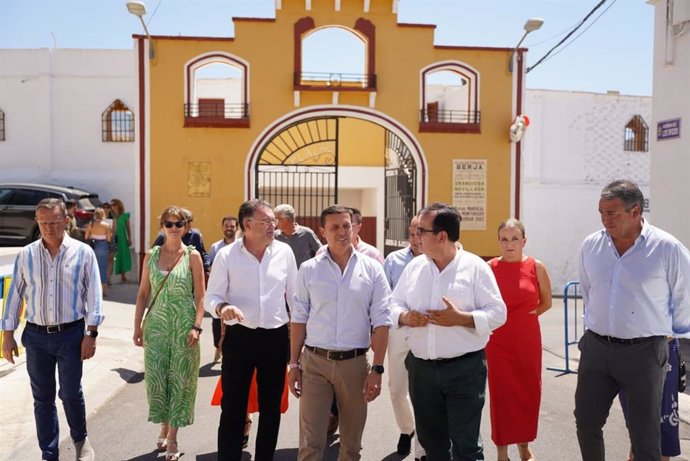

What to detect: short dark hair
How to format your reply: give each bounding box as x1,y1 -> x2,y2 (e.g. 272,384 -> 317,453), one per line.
65,200 -> 76,209
348,207 -> 362,225
238,199 -> 272,232
36,198 -> 66,217
320,205 -> 353,227
600,179 -> 644,214
419,202 -> 462,242
221,215 -> 238,226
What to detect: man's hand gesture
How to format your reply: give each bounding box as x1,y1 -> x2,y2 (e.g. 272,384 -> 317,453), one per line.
427,296 -> 474,328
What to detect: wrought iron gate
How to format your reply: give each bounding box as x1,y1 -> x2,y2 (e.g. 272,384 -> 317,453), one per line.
384,130 -> 417,255
255,118 -> 338,233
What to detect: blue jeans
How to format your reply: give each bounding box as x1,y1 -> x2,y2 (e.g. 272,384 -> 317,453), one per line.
92,240 -> 109,284
22,321 -> 87,460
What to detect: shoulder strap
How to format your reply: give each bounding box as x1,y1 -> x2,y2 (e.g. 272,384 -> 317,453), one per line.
147,249 -> 185,311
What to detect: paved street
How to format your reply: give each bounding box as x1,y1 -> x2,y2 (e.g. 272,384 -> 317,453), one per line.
2,279 -> 690,460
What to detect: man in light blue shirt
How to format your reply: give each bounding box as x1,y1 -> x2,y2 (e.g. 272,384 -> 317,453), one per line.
2,198 -> 103,461
576,179 -> 690,461
288,205 -> 391,461
383,214 -> 425,460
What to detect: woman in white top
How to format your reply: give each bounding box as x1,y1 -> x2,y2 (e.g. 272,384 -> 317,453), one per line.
85,207 -> 112,295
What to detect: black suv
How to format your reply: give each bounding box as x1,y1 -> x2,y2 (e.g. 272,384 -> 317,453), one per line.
0,183 -> 102,245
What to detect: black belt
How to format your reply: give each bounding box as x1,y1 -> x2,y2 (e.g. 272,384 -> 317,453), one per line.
413,348 -> 483,364
590,330 -> 663,345
306,345 -> 368,361
25,319 -> 84,334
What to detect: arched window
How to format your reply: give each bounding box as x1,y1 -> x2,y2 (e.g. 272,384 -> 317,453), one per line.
184,53 -> 249,127
102,100 -> 134,142
624,115 -> 648,152
420,61 -> 480,133
294,18 -> 376,90
0,108 -> 5,141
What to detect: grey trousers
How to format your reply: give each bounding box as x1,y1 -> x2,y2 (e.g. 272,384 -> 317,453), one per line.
574,330 -> 668,461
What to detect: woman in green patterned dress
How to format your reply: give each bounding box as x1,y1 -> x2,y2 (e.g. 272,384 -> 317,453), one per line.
133,206 -> 206,461
110,198 -> 132,282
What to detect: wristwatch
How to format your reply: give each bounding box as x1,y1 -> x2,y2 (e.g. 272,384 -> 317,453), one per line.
84,330 -> 99,338
372,364 -> 385,374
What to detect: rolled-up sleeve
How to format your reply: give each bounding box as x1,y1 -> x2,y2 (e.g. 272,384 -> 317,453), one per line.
1,252 -> 27,331
669,242 -> 690,337
470,264 -> 506,336
369,263 -> 392,328
291,265 -> 311,324
285,249 -> 298,312
205,250 -> 229,318
84,248 -> 104,326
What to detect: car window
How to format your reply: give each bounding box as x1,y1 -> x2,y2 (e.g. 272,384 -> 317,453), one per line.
0,188 -> 13,205
77,195 -> 101,209
10,189 -> 49,206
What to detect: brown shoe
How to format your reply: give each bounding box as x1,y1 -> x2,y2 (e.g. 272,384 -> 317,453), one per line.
327,413 -> 338,436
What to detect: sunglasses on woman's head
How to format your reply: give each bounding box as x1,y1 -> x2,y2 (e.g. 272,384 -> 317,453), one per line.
164,221 -> 186,228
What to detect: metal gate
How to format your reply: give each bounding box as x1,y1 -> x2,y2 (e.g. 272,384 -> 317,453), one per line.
384,130 -> 417,255
255,118 -> 338,232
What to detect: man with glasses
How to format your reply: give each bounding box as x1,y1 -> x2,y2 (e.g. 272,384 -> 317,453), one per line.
1,198 -> 103,461
205,199 -> 297,461
575,180 -> 690,461
390,203 -> 506,461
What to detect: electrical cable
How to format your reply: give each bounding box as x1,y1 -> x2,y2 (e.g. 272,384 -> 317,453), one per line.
146,0 -> 164,26
527,0 -> 609,73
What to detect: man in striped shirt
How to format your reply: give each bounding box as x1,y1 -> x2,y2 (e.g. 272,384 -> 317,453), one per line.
2,198 -> 104,461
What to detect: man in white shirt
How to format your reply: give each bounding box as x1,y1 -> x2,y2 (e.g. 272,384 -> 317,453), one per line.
205,199 -> 298,461
288,205 -> 391,461
383,214 -> 425,460
390,203 -> 506,461
576,180 -> 690,461
209,215 -> 238,362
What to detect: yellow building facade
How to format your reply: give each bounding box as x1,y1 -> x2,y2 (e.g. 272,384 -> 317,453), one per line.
134,0 -> 528,260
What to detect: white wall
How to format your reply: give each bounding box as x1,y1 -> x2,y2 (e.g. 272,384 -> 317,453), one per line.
0,48 -> 138,242
522,89 -> 651,293
648,0 -> 690,246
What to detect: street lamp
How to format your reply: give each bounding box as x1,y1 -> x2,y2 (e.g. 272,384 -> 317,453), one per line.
127,1 -> 154,59
508,18 -> 544,73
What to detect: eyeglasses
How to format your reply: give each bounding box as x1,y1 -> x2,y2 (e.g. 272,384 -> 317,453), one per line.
249,218 -> 276,226
415,227 -> 437,236
35,220 -> 65,227
163,221 -> 186,228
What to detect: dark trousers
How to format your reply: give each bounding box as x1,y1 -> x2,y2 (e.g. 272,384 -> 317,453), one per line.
22,320 -> 87,461
212,318 -> 222,348
218,323 -> 288,461
406,350 -> 486,461
575,330 -> 668,461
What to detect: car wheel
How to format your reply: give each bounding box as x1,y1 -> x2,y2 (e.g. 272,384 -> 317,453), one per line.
31,227 -> 41,241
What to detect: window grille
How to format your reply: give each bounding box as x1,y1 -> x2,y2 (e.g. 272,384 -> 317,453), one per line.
102,100 -> 134,142
624,115 -> 648,152
0,108 -> 5,141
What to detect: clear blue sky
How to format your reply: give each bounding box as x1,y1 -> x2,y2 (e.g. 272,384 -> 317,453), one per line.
0,0 -> 654,95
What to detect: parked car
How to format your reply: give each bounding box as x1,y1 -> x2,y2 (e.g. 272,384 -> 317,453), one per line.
0,183 -> 102,245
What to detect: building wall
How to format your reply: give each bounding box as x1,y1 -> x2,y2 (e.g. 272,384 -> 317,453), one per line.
142,0 -> 518,254
0,48 -> 138,238
649,0 -> 690,246
522,89 -> 651,293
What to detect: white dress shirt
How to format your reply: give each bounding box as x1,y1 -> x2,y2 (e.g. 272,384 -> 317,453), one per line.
579,219 -> 690,339
205,238 -> 297,329
1,235 -> 104,330
292,248 -> 392,350
389,247 -> 506,360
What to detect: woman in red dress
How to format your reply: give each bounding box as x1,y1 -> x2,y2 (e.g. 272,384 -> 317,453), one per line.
486,218 -> 552,461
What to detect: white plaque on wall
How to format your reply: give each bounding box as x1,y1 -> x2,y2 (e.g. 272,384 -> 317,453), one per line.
452,159 -> 487,231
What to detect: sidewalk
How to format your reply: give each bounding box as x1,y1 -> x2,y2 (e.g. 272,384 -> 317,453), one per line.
0,278 -> 144,459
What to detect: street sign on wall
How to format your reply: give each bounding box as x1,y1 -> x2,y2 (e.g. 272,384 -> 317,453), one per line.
657,118 -> 681,141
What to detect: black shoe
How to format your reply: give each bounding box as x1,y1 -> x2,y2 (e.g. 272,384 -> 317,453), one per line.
414,457 -> 426,461
397,431 -> 414,455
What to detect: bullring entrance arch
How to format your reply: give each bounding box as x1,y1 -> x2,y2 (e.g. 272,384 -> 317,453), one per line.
245,106 -> 427,253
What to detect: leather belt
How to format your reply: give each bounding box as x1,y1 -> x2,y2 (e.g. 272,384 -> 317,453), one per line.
306,345 -> 368,361
590,330 -> 663,345
25,319 -> 84,334
414,348 -> 483,365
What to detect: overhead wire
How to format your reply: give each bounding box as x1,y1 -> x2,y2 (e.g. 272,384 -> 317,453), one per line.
526,0 -> 610,73
146,0 -> 164,27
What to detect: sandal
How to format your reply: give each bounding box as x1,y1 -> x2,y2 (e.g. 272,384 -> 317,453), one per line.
242,418 -> 252,448
166,440 -> 180,461
157,424 -> 169,452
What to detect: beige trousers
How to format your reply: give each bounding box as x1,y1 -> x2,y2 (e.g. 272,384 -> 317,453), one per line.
298,348 -> 369,461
